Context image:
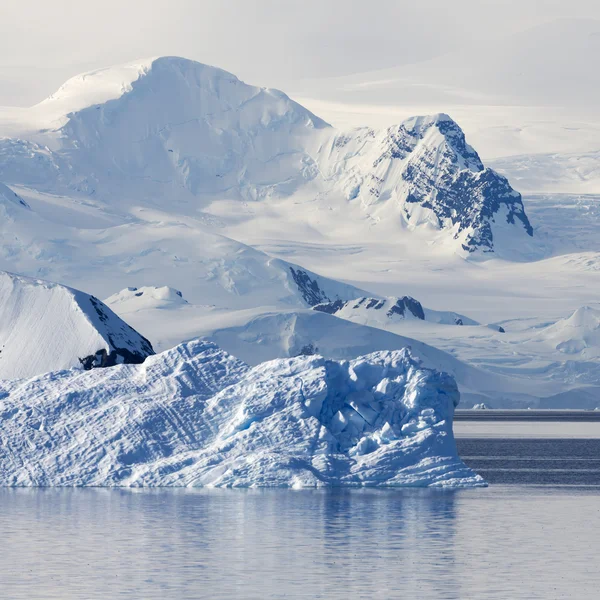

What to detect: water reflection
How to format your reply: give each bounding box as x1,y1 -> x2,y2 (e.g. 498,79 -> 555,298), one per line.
1,487 -> 599,599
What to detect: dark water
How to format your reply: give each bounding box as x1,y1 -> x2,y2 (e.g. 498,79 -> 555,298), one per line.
2,437 -> 600,599
455,410 -> 600,421
457,438 -> 600,485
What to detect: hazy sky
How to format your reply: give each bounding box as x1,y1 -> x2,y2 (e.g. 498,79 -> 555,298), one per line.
1,0 -> 599,106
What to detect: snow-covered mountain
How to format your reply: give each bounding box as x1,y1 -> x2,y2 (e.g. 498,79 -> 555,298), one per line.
318,114 -> 533,253
0,57 -> 532,256
313,296 -> 478,327
0,339 -> 483,487
0,271 -> 154,379
534,306 -> 600,357
0,57 -> 328,201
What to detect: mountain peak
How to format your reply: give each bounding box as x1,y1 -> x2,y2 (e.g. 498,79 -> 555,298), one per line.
38,55 -> 328,134
321,113 -> 532,254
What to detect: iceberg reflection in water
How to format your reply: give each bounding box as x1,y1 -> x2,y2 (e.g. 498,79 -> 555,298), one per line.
1,486 -> 599,599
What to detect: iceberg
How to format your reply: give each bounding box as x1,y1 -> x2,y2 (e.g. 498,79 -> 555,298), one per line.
0,340 -> 484,487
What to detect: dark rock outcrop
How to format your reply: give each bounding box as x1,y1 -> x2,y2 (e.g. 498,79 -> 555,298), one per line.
313,296 -> 426,321
289,267 -> 332,307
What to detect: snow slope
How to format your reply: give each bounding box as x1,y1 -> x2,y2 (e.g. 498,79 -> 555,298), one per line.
0,182 -> 28,210
0,271 -> 154,379
533,306 -> 600,357
0,182 -> 32,264
0,339 -> 484,487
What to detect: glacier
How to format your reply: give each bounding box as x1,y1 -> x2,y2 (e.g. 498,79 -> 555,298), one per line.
0,339 -> 484,488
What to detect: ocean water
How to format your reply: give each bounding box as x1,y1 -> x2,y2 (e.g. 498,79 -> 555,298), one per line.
1,475 -> 600,598
457,438 -> 600,485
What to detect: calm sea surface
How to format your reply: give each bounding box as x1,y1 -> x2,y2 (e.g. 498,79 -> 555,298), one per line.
2,421 -> 600,599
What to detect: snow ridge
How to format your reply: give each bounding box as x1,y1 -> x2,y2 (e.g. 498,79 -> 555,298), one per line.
0,339 -> 484,488
0,271 -> 154,379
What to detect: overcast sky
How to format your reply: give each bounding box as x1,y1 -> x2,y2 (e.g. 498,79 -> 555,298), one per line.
1,0 -> 598,106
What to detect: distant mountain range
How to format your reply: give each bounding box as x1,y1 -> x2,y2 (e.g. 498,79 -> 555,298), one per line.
0,55 -> 598,409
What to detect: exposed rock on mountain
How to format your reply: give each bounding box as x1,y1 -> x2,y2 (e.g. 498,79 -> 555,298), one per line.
313,296 -> 478,327
319,114 -> 533,253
